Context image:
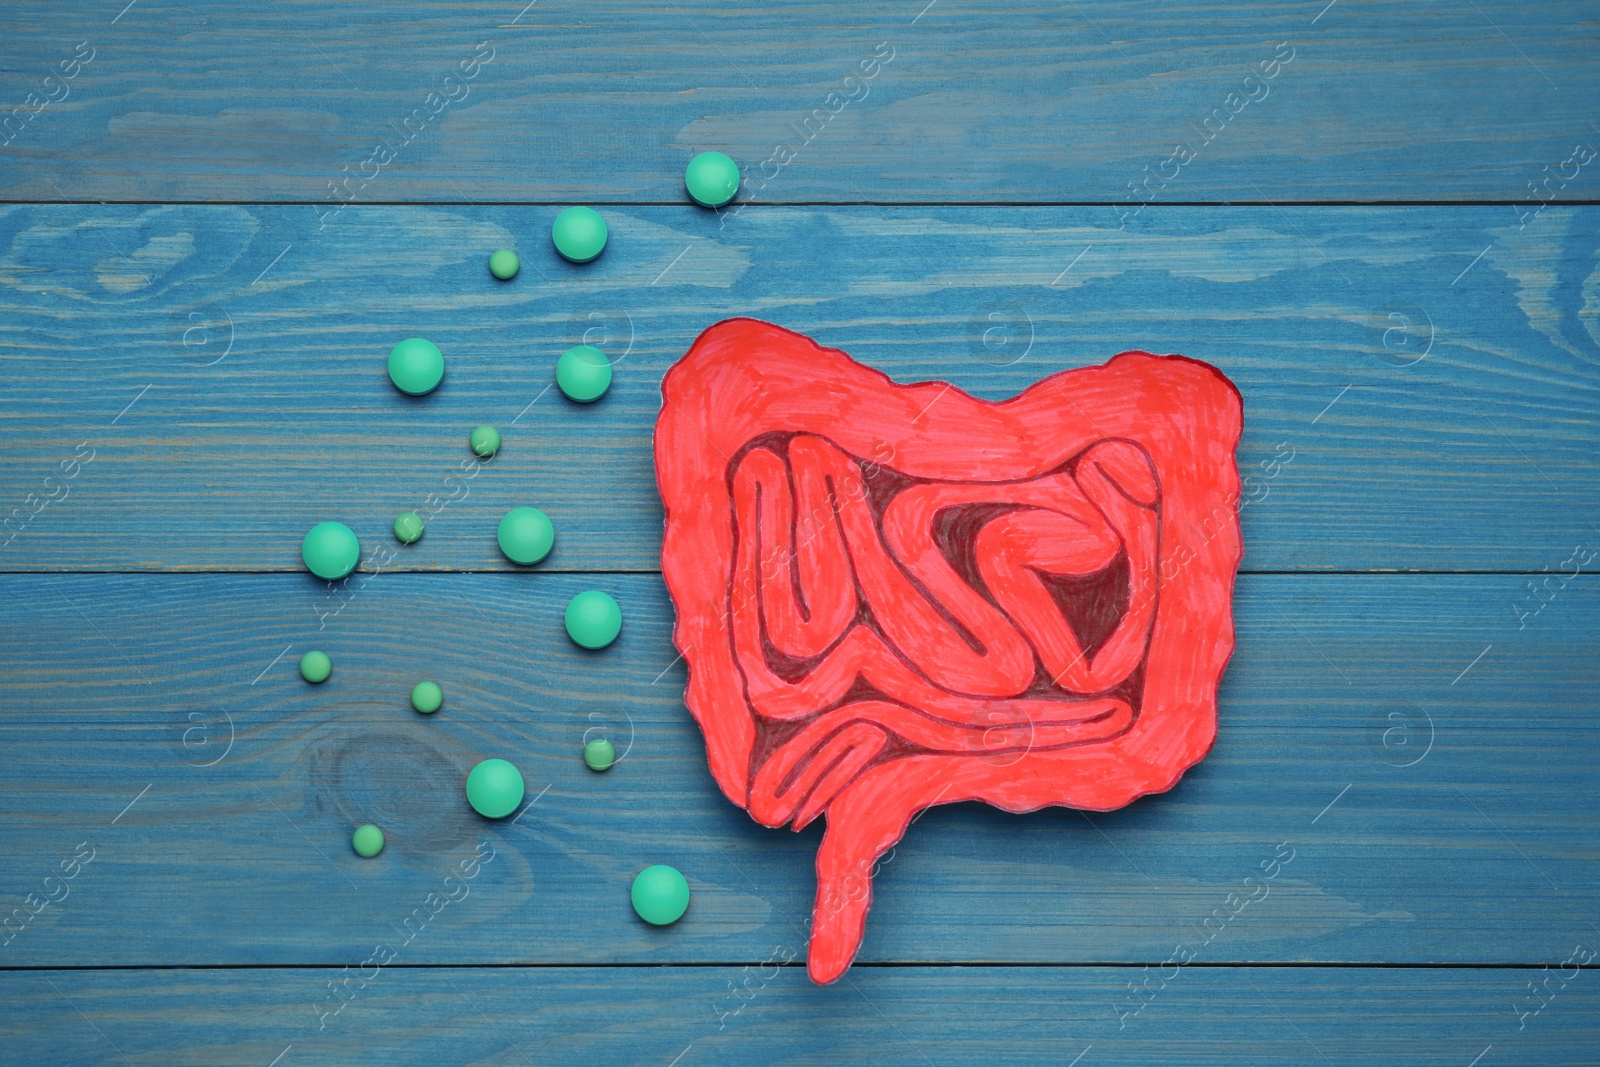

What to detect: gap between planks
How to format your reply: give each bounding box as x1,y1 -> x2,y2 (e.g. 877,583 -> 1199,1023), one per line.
1,961 -> 1591,972
8,199 -> 1600,208
1,569 -> 1594,577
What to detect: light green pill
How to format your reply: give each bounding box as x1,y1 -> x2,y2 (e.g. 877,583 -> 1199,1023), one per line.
565,590 -> 622,649
584,737 -> 616,771
465,758 -> 525,819
411,681 -> 443,714
497,507 -> 554,565
685,151 -> 740,208
302,521 -> 360,580
469,425 -> 501,458
556,344 -> 612,403
387,337 -> 445,396
488,248 -> 520,280
631,864 -> 690,925
393,511 -> 424,544
352,824 -> 384,858
299,650 -> 332,684
551,206 -> 607,263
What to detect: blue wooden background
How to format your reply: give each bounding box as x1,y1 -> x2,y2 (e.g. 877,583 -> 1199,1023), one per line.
2,2 -> 1597,1064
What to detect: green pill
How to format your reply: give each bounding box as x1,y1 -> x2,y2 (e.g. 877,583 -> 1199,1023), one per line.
556,344 -> 612,403
393,511 -> 424,544
631,864 -> 690,925
352,824 -> 384,858
498,507 -> 554,565
469,425 -> 501,458
465,758 -> 525,819
584,737 -> 616,772
299,650 -> 332,684
551,206 -> 607,263
411,681 -> 443,714
302,521 -> 360,580
565,590 -> 622,649
488,248 -> 520,280
685,151 -> 740,208
387,337 -> 445,396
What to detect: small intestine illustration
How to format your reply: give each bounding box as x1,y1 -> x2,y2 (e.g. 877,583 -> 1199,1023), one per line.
655,318 -> 1243,983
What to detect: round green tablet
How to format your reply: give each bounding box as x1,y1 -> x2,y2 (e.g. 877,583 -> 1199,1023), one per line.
565,590 -> 622,649
393,511 -> 424,544
685,151 -> 741,208
631,864 -> 690,925
584,737 -> 617,771
551,206 -> 607,263
352,824 -> 384,858
302,522 -> 360,580
387,337 -> 445,396
488,248 -> 520,280
299,650 -> 332,684
465,758 -> 525,819
497,507 -> 554,565
411,680 -> 443,714
469,425 -> 501,458
556,345 -> 613,403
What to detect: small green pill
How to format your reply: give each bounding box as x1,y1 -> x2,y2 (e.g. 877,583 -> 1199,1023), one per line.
556,344 -> 613,403
465,758 -> 525,819
387,337 -> 445,396
393,511 -> 424,544
352,824 -> 385,858
488,248 -> 520,280
565,590 -> 622,649
551,206 -> 607,263
411,681 -> 443,714
469,425 -> 501,458
302,521 -> 360,580
299,650 -> 332,684
584,737 -> 617,771
497,507 -> 554,565
631,864 -> 690,925
685,151 -> 741,208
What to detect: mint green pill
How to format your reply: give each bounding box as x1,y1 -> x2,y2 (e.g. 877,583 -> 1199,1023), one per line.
631,864 -> 689,925
388,337 -> 445,396
393,511 -> 424,544
551,206 -> 607,263
556,344 -> 612,403
352,824 -> 384,858
411,681 -> 442,714
469,425 -> 501,458
498,507 -> 554,565
685,151 -> 740,208
299,650 -> 332,684
302,522 -> 360,580
488,248 -> 520,280
565,590 -> 621,649
584,737 -> 616,771
465,758 -> 525,819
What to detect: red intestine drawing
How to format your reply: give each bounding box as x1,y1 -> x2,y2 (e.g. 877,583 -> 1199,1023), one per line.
655,318 -> 1244,984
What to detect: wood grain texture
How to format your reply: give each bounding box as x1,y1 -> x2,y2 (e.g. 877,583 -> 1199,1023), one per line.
4,965 -> 1597,1066
2,573 -> 1593,967
2,204 -> 1597,573
4,1 -> 1597,1047
2,2 -> 1598,204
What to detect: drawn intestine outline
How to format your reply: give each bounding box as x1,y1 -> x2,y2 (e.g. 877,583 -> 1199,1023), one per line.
656,319 -> 1243,983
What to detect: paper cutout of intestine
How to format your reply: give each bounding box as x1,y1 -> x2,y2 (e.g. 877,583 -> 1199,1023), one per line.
654,319 -> 1243,984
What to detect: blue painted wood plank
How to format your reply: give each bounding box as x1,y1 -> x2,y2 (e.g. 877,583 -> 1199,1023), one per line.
1,204 -> 1596,572
0,0 -> 1591,1044
4,964 -> 1596,1066
1,573 -> 1592,967
1,2 -> 1597,204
